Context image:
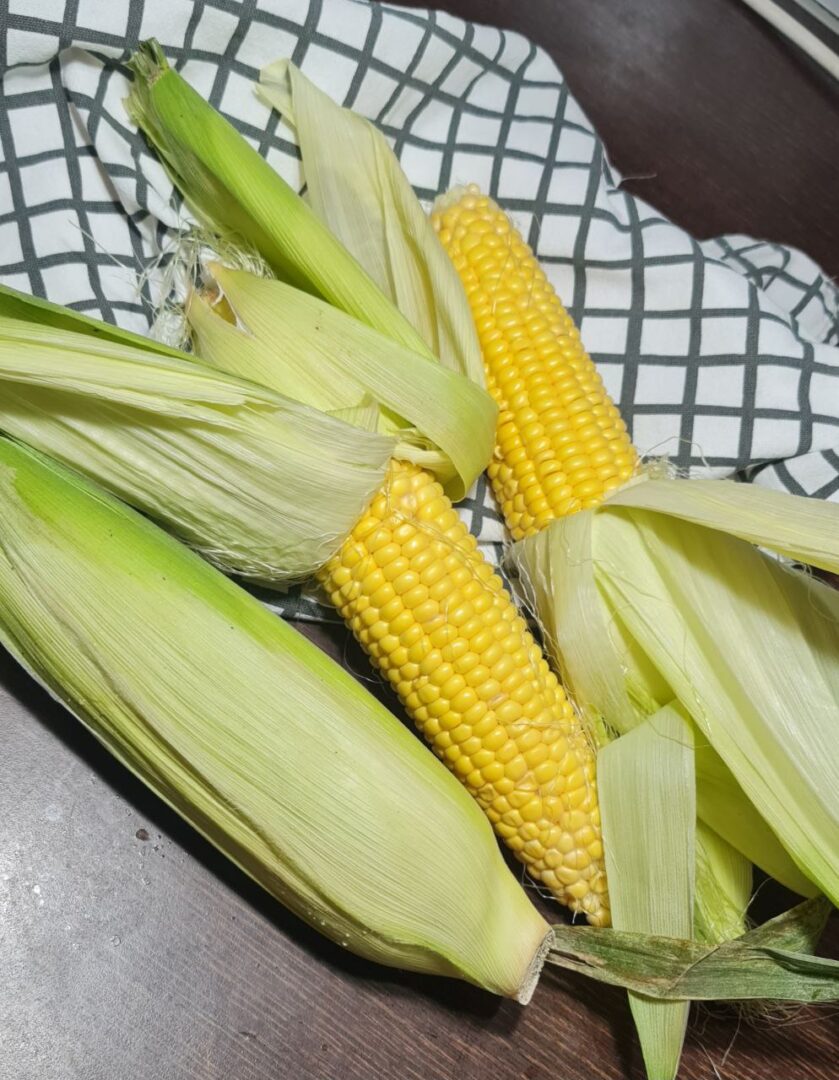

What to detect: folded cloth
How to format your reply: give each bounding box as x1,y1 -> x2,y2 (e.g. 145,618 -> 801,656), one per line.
1,0 -> 838,619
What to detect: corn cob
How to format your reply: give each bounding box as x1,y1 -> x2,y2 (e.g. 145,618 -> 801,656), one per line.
319,459 -> 609,925
422,185 -> 641,925
126,51 -> 610,923
431,185 -> 638,539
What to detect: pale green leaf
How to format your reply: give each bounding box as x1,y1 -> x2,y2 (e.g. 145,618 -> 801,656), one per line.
0,313 -> 395,583
0,282 -> 181,357
510,512 -> 636,741
599,704 -> 695,1080
694,821 -> 752,944
186,275 -> 365,417
511,516 -> 813,896
595,508 -> 839,905
606,476 -> 839,574
189,264 -> 497,499
694,741 -> 815,898
257,59 -> 484,384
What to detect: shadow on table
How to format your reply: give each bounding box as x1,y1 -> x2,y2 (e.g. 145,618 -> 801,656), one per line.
0,640 -> 521,1032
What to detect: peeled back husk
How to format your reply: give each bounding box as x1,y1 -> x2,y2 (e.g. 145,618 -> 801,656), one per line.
598,704 -> 696,1080
511,476 -> 839,906
257,58 -> 484,385
0,306 -> 394,585
509,498 -> 813,897
0,436 -> 551,999
187,263 -> 496,499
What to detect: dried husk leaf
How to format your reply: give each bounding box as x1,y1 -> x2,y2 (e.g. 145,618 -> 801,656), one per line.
549,897 -> 838,1001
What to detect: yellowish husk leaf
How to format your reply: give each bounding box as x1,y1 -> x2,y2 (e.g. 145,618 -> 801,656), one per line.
257,59 -> 484,385
694,821 -> 751,945
510,511 -> 814,897
0,437 -> 551,998
511,477 -> 839,905
188,263 -> 496,500
693,740 -> 813,897
607,476 -> 839,574
0,310 -> 394,584
599,704 -> 695,1080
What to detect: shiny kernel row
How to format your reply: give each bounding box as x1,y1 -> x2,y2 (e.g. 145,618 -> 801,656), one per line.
318,460 -> 609,925
432,185 -> 638,539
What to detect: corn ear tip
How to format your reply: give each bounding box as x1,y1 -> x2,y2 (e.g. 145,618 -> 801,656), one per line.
203,258 -> 229,284
127,38 -> 170,84
431,182 -> 482,216
124,40 -> 170,130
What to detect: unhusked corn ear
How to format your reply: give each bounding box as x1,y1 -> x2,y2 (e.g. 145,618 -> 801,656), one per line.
0,437 -> 552,1000
432,185 -> 637,540
319,459 -> 609,925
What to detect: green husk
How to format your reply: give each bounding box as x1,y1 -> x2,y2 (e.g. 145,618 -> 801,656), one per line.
188,263 -> 496,499
0,308 -> 394,584
599,705 -> 696,1080
126,40 -> 437,364
0,281 -> 181,357
0,435 -> 552,998
257,59 -> 483,384
549,897 -> 838,1000
0,256 -> 496,568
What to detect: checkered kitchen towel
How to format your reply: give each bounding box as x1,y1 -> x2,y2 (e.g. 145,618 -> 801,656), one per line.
2,0 -> 839,619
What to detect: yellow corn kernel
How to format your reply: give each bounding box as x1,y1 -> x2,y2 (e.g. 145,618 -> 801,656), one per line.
318,459 -> 608,924
432,186 -> 638,540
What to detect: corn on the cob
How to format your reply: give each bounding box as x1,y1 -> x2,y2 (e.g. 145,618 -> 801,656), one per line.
195,259 -> 610,925
126,52 -> 609,923
192,258 -> 612,920
319,459 -> 609,924
431,186 -> 637,538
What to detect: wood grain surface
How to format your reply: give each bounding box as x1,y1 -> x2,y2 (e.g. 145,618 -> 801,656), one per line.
2,2 -> 839,1079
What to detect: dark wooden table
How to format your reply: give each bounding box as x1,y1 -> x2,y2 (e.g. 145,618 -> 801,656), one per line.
3,2 -> 839,1078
